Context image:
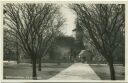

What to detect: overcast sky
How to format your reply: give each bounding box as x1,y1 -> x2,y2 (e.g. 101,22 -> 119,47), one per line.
59,4 -> 76,36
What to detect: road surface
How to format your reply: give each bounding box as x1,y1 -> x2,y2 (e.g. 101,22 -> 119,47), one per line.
49,63 -> 101,80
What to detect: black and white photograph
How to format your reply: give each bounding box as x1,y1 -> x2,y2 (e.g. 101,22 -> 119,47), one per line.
1,0 -> 127,82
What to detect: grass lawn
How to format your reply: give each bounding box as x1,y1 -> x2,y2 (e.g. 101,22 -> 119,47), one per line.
3,62 -> 72,80
89,64 -> 125,80
3,62 -> 125,80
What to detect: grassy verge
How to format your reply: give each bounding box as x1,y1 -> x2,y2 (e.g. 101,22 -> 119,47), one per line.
3,63 -> 72,80
89,64 -> 125,80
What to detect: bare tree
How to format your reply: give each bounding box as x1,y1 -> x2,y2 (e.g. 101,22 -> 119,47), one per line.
37,15 -> 64,71
4,27 -> 23,63
70,4 -> 125,80
4,3 -> 64,79
4,28 -> 15,61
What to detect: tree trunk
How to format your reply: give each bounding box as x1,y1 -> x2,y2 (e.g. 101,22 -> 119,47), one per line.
32,55 -> 37,80
122,48 -> 125,66
16,52 -> 21,64
38,57 -> 41,71
16,42 -> 20,64
16,55 -> 20,64
57,62 -> 61,65
108,59 -> 115,80
123,61 -> 125,66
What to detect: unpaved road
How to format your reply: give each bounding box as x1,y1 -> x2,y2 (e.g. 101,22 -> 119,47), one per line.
49,63 -> 101,80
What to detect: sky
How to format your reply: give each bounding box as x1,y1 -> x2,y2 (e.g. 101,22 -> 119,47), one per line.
59,4 -> 77,37
3,4 -> 77,37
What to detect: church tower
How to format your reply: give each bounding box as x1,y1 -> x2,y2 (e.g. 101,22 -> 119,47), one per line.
72,20 -> 84,49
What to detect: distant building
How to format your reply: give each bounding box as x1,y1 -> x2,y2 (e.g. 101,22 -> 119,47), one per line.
72,20 -> 84,50
49,21 -> 85,63
49,36 -> 75,62
78,50 -> 93,63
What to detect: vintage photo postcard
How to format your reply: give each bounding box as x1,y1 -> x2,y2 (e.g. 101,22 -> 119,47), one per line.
0,0 -> 128,83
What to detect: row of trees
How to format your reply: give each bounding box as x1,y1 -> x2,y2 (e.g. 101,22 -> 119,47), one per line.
4,3 -> 64,79
70,4 -> 125,80
4,3 -> 125,80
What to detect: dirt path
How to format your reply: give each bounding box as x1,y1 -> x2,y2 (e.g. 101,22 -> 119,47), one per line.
49,63 -> 101,80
